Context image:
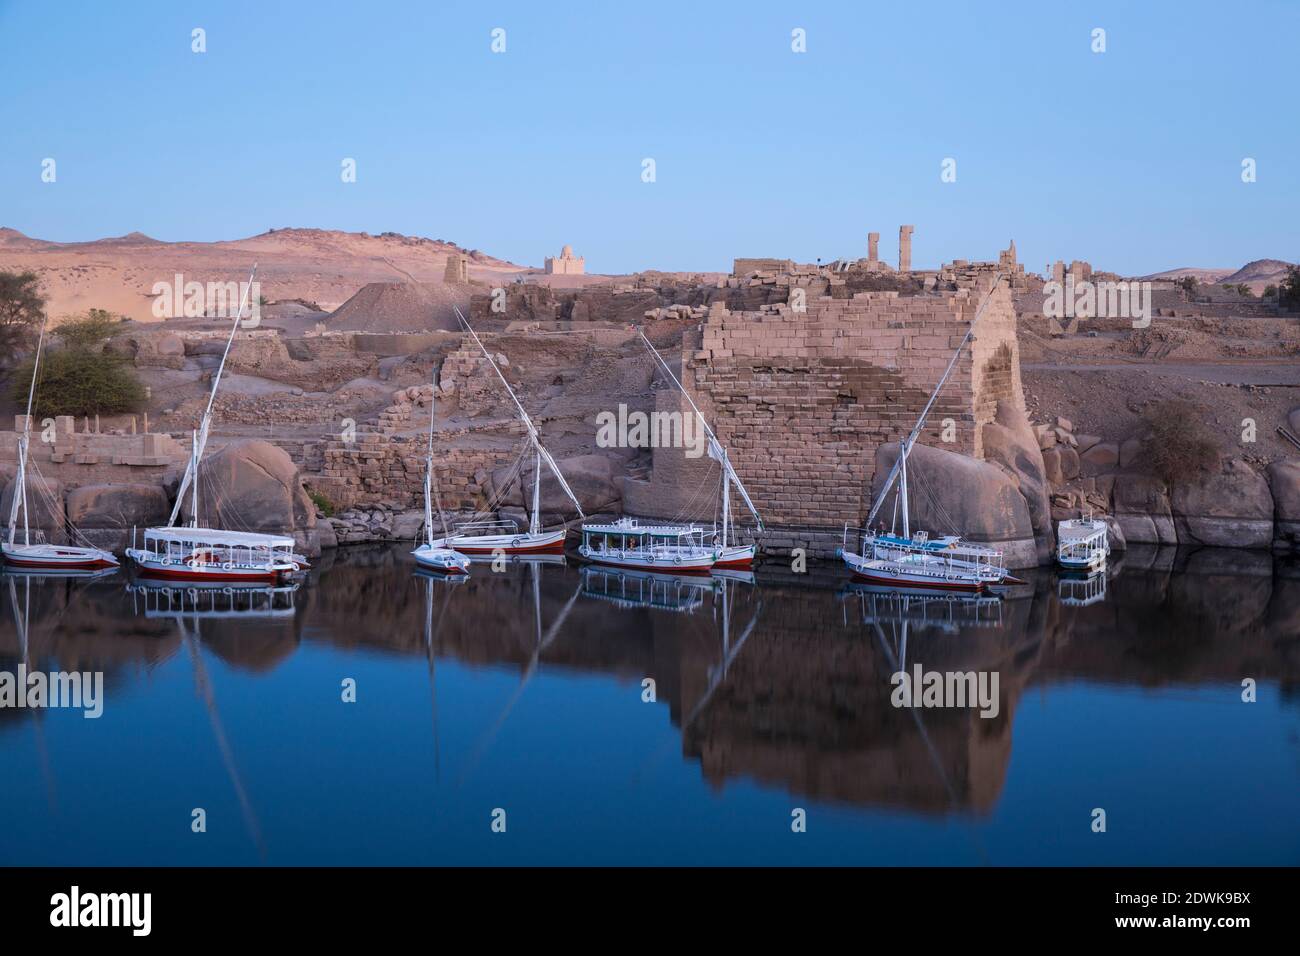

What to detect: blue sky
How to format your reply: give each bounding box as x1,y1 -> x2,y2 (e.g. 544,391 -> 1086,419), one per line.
1,0 -> 1295,275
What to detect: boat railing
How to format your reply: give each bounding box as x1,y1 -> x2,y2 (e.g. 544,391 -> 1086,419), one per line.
452,518 -> 522,535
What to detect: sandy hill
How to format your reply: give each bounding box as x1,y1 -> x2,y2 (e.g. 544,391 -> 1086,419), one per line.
0,226 -> 526,323
1141,258 -> 1293,294
1139,266 -> 1235,283
1220,258 -> 1293,287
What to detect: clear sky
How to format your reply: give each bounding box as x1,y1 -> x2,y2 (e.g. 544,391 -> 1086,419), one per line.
1,0 -> 1295,275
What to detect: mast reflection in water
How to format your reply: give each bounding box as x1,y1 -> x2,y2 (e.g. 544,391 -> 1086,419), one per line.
1,544 -> 1296,865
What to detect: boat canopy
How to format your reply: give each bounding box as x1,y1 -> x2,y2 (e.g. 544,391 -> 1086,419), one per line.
1058,519 -> 1108,544
141,527 -> 296,549
583,519 -> 702,539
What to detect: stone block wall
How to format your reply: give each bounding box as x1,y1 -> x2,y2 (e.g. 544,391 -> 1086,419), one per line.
311,434 -> 507,512
633,276 -> 1021,553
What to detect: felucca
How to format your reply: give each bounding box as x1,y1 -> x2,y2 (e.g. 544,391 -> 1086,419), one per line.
2,314 -> 118,571
428,306 -> 586,554
411,373 -> 471,575
839,277 -> 1024,593
125,265 -> 301,584
637,329 -> 763,569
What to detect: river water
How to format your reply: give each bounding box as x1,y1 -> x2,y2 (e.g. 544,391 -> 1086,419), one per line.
1,545 -> 1296,866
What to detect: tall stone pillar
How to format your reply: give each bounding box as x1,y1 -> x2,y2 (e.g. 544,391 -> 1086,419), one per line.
898,225 -> 914,272
867,232 -> 879,262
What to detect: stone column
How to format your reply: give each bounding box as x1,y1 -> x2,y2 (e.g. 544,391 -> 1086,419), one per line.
868,232 -> 879,262
898,225 -> 914,272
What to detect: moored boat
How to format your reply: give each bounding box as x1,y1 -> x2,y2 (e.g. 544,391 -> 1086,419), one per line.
410,368 -> 471,576
125,264 -> 304,585
637,329 -> 763,570
839,277 -> 1021,593
2,314 -> 118,572
579,518 -> 716,575
1056,515 -> 1109,573
428,307 -> 584,555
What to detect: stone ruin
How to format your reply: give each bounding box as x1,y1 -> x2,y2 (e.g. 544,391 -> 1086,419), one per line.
621,268 -> 1031,559
443,253 -> 469,283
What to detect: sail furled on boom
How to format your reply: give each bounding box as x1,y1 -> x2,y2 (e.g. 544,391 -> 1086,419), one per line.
166,264 -> 258,527
452,306 -> 586,520
863,276 -> 1004,531
639,329 -> 763,532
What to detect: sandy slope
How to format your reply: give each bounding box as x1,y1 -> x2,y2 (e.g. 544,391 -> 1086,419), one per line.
0,226 -> 527,323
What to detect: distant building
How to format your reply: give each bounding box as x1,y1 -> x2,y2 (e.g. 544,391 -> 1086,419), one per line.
544,244 -> 584,275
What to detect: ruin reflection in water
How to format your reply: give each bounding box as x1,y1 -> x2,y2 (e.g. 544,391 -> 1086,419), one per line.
1,544 -> 1296,866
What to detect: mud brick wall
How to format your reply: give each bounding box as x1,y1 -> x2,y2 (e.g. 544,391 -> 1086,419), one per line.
665,280 -> 1020,550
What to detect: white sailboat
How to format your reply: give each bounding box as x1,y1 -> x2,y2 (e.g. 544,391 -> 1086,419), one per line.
637,329 -> 764,569
411,374 -> 471,575
125,265 -> 302,584
839,278 -> 1024,593
428,306 -> 585,555
2,314 -> 118,571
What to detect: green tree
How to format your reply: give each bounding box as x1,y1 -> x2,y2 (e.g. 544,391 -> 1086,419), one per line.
0,270 -> 46,368
9,311 -> 145,417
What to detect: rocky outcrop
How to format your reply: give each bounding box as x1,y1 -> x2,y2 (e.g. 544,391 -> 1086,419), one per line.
181,439 -> 322,556
106,329 -> 186,369
492,454 -> 624,520
65,482 -> 169,551
980,401 -> 1054,563
1265,460 -> 1300,550
1170,459 -> 1273,549
1112,474 -> 1177,545
873,441 -> 1038,569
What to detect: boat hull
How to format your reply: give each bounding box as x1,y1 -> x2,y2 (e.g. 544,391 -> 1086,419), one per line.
411,546 -> 470,575
713,544 -> 756,570
125,551 -> 294,584
1,543 -> 118,571
431,529 -> 566,554
841,551 -> 987,593
578,547 -> 715,576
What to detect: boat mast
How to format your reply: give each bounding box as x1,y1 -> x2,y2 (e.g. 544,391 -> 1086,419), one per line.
637,329 -> 763,533
452,305 -> 586,520
424,380 -> 436,546
7,314 -> 48,547
530,450 -> 542,536
166,264 -> 258,528
720,449 -> 731,549
864,276 -> 1003,533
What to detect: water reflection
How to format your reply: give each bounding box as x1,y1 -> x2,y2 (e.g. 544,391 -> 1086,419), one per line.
1,544 -> 1297,864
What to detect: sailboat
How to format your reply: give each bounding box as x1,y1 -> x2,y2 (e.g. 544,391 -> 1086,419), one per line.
427,306 -> 586,554
125,265 -> 301,584
411,372 -> 471,575
839,277 -> 1024,593
2,314 -> 118,571
637,329 -> 763,569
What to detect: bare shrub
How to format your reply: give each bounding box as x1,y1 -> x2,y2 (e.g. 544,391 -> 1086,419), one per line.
1141,400 -> 1221,484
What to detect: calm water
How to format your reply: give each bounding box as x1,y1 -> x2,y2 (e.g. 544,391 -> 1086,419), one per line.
1,545 -> 1297,866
